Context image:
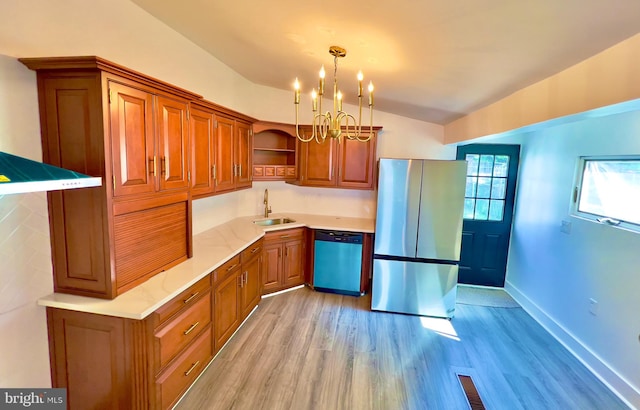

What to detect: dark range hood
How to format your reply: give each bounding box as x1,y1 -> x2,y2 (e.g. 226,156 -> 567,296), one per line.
0,151 -> 102,195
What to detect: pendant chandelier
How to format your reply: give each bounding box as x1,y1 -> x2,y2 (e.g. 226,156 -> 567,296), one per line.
294,46 -> 374,143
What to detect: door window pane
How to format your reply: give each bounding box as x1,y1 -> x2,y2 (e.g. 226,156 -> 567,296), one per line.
465,177 -> 477,197
474,199 -> 489,220
464,198 -> 475,219
476,177 -> 492,198
478,155 -> 494,176
494,155 -> 509,177
491,178 -> 507,199
466,154 -> 480,176
489,200 -> 504,221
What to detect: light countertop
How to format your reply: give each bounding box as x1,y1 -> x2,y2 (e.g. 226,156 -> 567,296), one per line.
38,213 -> 374,320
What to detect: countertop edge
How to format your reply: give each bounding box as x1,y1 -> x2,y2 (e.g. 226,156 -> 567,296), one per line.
38,213 -> 374,319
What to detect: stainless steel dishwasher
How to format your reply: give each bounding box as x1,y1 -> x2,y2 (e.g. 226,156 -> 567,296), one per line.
313,230 -> 363,296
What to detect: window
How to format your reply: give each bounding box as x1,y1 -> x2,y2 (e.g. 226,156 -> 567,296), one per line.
573,156 -> 640,231
463,154 -> 509,221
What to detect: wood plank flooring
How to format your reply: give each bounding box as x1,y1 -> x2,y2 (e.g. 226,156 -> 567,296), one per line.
175,287 -> 629,410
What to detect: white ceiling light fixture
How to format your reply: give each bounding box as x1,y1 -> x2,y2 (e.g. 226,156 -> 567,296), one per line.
294,46 -> 374,143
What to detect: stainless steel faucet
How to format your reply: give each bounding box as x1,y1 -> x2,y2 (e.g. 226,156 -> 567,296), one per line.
263,189 -> 272,217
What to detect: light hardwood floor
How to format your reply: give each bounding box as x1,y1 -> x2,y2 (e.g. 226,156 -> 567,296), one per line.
176,287 -> 629,410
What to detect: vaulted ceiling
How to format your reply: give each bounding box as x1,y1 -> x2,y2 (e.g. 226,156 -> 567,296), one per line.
132,0 -> 640,124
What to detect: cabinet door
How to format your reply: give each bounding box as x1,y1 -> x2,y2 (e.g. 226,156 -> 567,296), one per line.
235,121 -> 252,189
241,254 -> 261,318
109,81 -> 155,197
213,269 -> 241,351
262,243 -> 282,294
283,238 -> 304,287
214,115 -> 236,193
337,133 -> 377,189
157,95 -> 190,191
190,107 -> 215,197
299,137 -> 337,186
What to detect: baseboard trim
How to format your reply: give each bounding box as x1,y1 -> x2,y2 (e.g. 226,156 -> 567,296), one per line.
504,281 -> 640,409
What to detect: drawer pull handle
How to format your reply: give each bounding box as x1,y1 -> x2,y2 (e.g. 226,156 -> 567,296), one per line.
184,360 -> 200,377
183,322 -> 200,336
280,235 -> 291,239
226,263 -> 238,272
251,247 -> 260,254
183,292 -> 200,304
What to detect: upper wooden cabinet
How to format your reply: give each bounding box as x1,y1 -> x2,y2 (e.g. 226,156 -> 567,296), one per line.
189,104 -> 216,197
235,120 -> 253,189
110,83 -> 190,197
296,127 -> 381,190
189,101 -> 254,199
252,121 -> 298,181
20,56 -> 198,299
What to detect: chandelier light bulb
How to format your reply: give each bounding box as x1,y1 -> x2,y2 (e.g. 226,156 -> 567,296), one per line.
294,78 -> 300,104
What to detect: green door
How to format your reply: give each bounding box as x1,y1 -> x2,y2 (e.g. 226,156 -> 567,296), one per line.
456,144 -> 520,287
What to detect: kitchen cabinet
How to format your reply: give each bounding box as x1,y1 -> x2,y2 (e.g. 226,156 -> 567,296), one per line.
212,239 -> 262,351
190,101 -> 255,198
296,127 -> 381,190
189,104 -> 216,197
262,228 -> 306,294
21,56 -> 197,299
213,255 -> 241,351
214,114 -> 253,193
110,83 -> 190,197
46,276 -> 213,410
252,121 -> 298,181
240,239 -> 263,318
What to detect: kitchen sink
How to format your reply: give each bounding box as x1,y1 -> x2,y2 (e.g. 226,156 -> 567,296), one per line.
253,217 -> 296,226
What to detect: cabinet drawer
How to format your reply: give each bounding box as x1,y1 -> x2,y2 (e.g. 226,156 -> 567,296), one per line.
212,255 -> 241,286
153,293 -> 211,369
241,239 -> 263,263
264,166 -> 276,177
156,326 -> 212,410
286,166 -> 296,177
264,227 -> 304,243
151,276 -> 211,328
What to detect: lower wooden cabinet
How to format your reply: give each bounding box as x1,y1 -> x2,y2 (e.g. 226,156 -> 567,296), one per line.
46,276 -> 213,410
262,228 -> 306,294
213,239 -> 263,351
213,259 -> 241,351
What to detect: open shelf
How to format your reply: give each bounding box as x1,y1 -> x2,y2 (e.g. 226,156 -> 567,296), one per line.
252,122 -> 298,181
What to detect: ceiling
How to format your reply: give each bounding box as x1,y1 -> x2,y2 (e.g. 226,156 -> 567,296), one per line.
131,0 -> 640,125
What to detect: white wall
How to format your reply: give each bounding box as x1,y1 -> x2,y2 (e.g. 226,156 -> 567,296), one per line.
0,0 -> 449,387
479,104 -> 640,407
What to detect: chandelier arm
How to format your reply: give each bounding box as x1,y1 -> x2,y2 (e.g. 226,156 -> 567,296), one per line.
340,113 -> 358,140
295,104 -> 316,142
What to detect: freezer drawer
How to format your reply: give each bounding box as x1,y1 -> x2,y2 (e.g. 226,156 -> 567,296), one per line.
371,259 -> 458,318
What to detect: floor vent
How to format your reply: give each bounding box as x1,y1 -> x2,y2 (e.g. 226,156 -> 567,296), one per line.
457,374 -> 486,410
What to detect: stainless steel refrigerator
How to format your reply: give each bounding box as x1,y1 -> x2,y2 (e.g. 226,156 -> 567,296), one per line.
371,158 -> 466,319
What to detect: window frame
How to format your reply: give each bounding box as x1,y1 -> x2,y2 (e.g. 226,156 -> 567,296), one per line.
571,155 -> 640,233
